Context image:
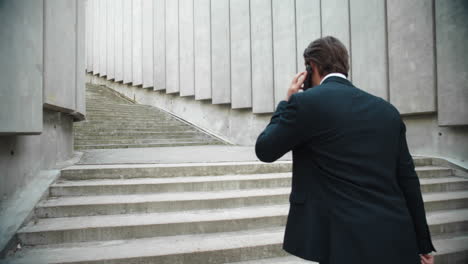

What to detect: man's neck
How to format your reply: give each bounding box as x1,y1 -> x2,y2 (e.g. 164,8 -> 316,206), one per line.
319,72 -> 347,85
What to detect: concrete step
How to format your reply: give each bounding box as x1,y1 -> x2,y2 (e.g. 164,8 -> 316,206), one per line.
75,119 -> 187,125
430,232 -> 468,264
73,126 -> 196,133
413,156 -> 433,166
58,163 -> 450,180
84,106 -> 156,113
84,111 -> 164,116
35,188 -> 292,218
85,101 -> 135,106
420,177 -> 468,193
75,127 -> 196,134
50,173 -> 293,196
34,189 -> 468,218
84,106 -> 157,112
75,122 -> 191,128
75,117 -> 179,127
81,112 -> 174,118
74,128 -> 199,134
3,227 -> 288,264
74,131 -> 205,140
74,135 -> 215,144
423,191 -> 468,211
60,161 -> 293,180
85,98 -> 133,103
85,103 -> 148,108
427,209 -> 468,236
75,123 -> 191,130
5,228 -> 468,264
415,166 -> 453,178
74,135 -> 213,142
49,175 -> 468,197
18,205 -> 468,245
74,129 -> 199,136
78,113 -> 176,120
85,111 -> 173,116
18,205 -> 289,245
85,97 -> 133,102
74,141 -> 223,150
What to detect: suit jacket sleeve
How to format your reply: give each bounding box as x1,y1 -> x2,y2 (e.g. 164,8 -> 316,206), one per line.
255,93 -> 307,163
396,120 -> 436,254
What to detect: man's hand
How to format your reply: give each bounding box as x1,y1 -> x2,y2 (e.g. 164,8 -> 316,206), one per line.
286,71 -> 307,101
421,254 -> 434,264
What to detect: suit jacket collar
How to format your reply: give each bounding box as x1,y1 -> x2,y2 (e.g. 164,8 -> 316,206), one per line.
321,76 -> 354,87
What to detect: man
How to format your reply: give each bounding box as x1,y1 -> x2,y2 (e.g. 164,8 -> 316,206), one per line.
255,36 -> 436,264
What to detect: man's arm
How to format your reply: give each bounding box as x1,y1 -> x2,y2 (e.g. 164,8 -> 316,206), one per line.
396,120 -> 436,254
255,93 -> 306,162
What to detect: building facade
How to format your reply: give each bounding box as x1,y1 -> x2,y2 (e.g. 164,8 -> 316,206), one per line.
86,0 -> 468,160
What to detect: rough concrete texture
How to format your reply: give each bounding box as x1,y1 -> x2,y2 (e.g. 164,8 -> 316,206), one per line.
321,0 -> 351,80
404,113 -> 468,163
131,0 -> 142,86
165,0 -> 179,93
0,110 -> 74,209
113,0 -> 124,82
250,0 -> 274,113
44,0 -> 77,111
106,1 -> 115,80
98,0 -> 107,77
350,0 -> 388,100
193,0 -> 211,99
76,0 -> 86,116
0,109 -> 79,255
435,0 -> 468,126
272,0 -> 297,106
122,0 -> 132,84
295,0 -> 321,72
230,0 -> 252,109
178,0 -> 195,96
91,0 -> 100,75
387,0 -> 436,114
211,0 -> 231,104
0,0 -> 43,134
0,170 -> 60,256
153,0 -> 166,90
85,0 -> 93,73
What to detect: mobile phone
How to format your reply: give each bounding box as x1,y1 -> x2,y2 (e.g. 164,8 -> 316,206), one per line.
303,65 -> 313,91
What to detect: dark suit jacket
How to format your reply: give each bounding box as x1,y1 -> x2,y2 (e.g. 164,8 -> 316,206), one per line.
255,76 -> 436,264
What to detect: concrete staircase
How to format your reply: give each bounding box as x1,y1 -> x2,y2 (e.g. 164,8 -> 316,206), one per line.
2,157 -> 468,263
73,84 -> 225,150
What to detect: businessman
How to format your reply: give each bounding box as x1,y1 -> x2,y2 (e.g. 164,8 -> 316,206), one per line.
255,36 -> 436,264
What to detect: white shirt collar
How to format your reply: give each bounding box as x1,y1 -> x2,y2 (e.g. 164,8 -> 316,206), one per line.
320,72 -> 347,85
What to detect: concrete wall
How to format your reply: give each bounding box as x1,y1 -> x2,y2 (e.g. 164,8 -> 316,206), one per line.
435,0 -> 468,126
0,0 -> 86,253
1,0 -> 86,130
89,74 -> 468,163
86,0 -> 468,161
43,0 -> 87,117
0,0 -> 43,134
387,0 -> 436,115
0,110 -> 74,208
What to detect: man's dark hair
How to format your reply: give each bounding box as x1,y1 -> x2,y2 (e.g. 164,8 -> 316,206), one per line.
303,36 -> 350,77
